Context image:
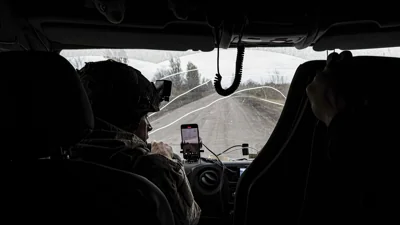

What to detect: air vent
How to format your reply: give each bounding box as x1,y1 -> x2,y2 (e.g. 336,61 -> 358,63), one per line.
199,170 -> 219,190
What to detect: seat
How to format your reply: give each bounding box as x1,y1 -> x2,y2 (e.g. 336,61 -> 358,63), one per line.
233,60 -> 325,225
234,56 -> 400,225
300,56 -> 400,225
2,51 -> 175,225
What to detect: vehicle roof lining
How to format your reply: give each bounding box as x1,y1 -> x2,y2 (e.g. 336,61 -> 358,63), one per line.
41,22 -> 215,51
2,0 -> 400,52
313,22 -> 400,51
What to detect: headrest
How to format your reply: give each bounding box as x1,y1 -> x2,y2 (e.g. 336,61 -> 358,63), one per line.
332,56 -> 400,109
344,56 -> 399,104
299,56 -> 400,109
1,51 -> 94,160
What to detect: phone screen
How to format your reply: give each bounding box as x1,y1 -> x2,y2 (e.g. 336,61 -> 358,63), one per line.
181,127 -> 199,144
181,124 -> 200,156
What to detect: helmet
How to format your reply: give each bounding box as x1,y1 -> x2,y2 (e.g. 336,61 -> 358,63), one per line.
78,59 -> 159,130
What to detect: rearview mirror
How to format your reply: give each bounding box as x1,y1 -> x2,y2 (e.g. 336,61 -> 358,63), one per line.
155,80 -> 172,102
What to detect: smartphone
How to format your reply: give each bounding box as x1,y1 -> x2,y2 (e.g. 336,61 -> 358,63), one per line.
181,124 -> 200,158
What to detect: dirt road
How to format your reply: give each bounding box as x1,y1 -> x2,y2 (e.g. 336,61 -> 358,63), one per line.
148,93 -> 283,159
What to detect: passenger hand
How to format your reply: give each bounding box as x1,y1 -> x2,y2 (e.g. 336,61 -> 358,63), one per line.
151,141 -> 174,159
306,51 -> 352,126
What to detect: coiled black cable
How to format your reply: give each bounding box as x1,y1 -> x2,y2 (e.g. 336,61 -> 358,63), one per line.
214,43 -> 245,96
213,17 -> 246,97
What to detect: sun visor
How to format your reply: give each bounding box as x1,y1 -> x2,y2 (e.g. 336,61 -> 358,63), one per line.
41,23 -> 214,51
313,22 -> 400,51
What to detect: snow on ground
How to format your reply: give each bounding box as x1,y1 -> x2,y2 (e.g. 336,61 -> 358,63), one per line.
61,49 -> 309,84
61,55 -> 159,81
157,49 -> 306,86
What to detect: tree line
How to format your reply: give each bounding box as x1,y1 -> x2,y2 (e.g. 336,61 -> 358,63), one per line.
153,57 -> 290,113
237,71 -> 290,102
152,57 -> 214,110
66,53 -> 289,116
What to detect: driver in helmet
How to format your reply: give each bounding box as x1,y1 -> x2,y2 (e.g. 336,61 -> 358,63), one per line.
74,60 -> 201,225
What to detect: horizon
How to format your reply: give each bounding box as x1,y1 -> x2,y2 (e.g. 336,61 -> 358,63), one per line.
62,47 -> 400,86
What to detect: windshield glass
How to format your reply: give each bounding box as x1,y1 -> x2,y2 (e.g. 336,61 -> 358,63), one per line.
61,47 -> 400,161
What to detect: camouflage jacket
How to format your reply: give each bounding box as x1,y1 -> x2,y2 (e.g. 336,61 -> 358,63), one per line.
74,118 -> 201,225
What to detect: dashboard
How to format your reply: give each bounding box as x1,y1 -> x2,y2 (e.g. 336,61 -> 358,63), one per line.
183,158 -> 252,225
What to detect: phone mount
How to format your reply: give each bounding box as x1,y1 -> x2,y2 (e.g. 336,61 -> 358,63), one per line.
180,140 -> 204,163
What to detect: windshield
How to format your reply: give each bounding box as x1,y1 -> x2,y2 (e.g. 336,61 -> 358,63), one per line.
61,47 -> 400,161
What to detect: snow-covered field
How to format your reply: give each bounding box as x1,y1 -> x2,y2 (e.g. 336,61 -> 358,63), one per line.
157,49 -> 305,86
61,55 -> 158,81
61,47 -> 400,85
62,49 -> 307,84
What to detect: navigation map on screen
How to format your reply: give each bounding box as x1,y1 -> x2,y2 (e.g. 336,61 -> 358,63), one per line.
181,128 -> 199,144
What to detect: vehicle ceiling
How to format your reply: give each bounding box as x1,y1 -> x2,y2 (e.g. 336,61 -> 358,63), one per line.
1,0 -> 400,52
